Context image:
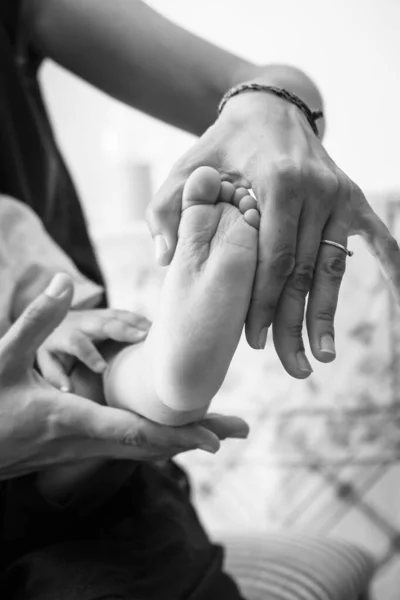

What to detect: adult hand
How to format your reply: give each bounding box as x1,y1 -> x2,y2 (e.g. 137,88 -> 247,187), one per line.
147,92 -> 400,378
0,273 -> 249,481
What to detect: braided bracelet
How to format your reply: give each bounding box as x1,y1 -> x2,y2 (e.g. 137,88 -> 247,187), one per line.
218,83 -> 323,137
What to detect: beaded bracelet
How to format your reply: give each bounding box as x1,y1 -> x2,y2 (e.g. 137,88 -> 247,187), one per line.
218,83 -> 324,137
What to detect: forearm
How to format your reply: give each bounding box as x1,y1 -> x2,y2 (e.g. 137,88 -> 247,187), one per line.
26,0 -> 324,136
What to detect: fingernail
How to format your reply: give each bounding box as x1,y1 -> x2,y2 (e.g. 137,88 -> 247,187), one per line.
45,273 -> 71,299
230,431 -> 249,440
229,423 -> 250,439
194,428 -> 220,453
60,385 -> 70,393
95,360 -> 107,373
296,350 -> 313,373
154,235 -> 168,263
199,444 -> 219,454
320,334 -> 336,356
258,327 -> 268,349
128,331 -> 148,342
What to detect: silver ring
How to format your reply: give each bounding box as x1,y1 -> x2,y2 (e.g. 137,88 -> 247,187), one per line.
320,239 -> 353,257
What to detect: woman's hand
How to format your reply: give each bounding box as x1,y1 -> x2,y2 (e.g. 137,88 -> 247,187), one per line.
37,307 -> 151,392
0,274 -> 249,481
147,92 -> 400,378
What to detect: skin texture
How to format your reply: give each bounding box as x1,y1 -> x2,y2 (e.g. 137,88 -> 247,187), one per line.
25,0 -> 400,379
35,344 -> 248,502
37,307 -> 150,391
0,274 -> 249,489
36,166 -> 261,500
105,167 -> 260,423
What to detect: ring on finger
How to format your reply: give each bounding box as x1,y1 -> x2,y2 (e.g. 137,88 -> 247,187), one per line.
320,239 -> 353,257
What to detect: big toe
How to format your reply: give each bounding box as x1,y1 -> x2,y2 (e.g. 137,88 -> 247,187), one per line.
182,167 -> 221,210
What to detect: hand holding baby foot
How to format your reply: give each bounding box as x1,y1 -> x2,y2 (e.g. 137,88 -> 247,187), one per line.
37,308 -> 150,391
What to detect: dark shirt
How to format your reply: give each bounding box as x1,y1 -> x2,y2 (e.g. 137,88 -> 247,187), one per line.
0,0 -> 105,291
0,2 -> 243,598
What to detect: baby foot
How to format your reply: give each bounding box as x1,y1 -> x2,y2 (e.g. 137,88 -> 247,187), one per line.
147,166 -> 260,415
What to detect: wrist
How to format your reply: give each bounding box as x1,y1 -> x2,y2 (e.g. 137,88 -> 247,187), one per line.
217,89 -> 313,137
224,64 -> 325,138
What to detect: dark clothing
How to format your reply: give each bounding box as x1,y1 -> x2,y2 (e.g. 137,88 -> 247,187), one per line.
0,462 -> 242,599
0,3 -> 243,599
0,0 -> 104,291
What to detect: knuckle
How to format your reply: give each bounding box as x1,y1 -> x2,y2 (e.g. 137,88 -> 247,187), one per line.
270,249 -> 296,278
283,321 -> 304,339
121,426 -> 148,449
20,303 -> 43,328
69,331 -> 86,348
251,293 -> 278,322
145,201 -> 166,227
289,262 -> 315,294
264,298 -> 278,318
274,159 -> 302,184
314,306 -> 336,323
321,254 -> 347,281
320,171 -> 340,199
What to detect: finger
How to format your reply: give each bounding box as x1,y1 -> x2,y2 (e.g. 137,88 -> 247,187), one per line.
272,207 -> 325,379
0,273 -> 74,372
66,334 -> 107,373
350,185 -> 400,304
37,349 -> 71,392
306,213 -> 349,363
95,310 -> 151,330
200,414 -> 250,439
56,397 -> 221,460
101,319 -> 149,345
146,169 -> 185,266
245,174 -> 302,350
367,219 -> 400,304
76,312 -> 149,345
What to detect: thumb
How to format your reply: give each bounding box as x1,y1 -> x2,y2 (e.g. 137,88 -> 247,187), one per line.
146,173 -> 183,266
366,216 -> 400,305
0,273 -> 74,371
350,187 -> 400,304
